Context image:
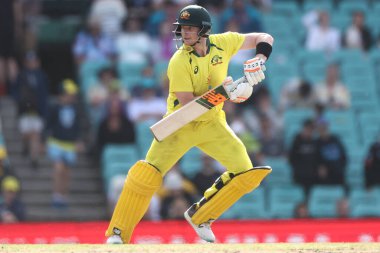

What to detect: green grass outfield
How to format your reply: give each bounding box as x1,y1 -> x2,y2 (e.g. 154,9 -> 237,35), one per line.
1,243 -> 380,253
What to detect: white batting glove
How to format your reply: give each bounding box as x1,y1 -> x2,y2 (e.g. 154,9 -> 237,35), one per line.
243,57 -> 266,86
223,76 -> 253,103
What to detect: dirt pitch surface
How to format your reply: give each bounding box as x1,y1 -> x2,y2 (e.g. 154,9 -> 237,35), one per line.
1,243 -> 380,253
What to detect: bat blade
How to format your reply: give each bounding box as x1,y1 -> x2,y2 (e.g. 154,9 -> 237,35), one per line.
150,77 -> 245,142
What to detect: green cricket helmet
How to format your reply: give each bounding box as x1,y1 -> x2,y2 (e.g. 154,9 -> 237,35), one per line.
173,5 -> 212,38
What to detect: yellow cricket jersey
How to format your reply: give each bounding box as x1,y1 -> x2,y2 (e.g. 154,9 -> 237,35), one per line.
166,32 -> 245,121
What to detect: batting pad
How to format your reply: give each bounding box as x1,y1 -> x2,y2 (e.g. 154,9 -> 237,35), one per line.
191,166 -> 271,225
105,160 -> 162,243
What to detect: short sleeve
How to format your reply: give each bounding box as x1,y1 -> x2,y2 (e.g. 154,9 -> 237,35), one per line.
216,32 -> 245,58
167,54 -> 193,93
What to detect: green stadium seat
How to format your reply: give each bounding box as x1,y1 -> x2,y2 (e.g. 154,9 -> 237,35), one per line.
269,185 -> 305,218
308,185 -> 345,218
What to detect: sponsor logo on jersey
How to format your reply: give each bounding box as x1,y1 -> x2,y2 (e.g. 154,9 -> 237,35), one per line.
180,11 -> 190,20
211,55 -> 223,65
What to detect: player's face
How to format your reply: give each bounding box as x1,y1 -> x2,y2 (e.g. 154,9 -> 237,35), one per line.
181,25 -> 200,45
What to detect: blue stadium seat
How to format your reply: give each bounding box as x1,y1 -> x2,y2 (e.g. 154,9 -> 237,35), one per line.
135,120 -> 155,156
101,144 -> 140,169
179,148 -> 203,179
301,62 -> 326,84
154,59 -> 169,80
349,188 -> 380,218
269,185 -> 305,218
308,185 -> 345,218
303,0 -> 333,12
117,61 -> 148,90
338,1 -> 369,16
284,108 -> 314,126
221,188 -> 269,219
79,60 -> 111,90
263,157 -> 292,186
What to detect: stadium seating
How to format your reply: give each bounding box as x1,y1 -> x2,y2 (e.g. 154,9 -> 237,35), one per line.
269,185 -> 305,219
101,144 -> 140,188
349,188 -> 380,218
221,188 -> 269,219
263,157 -> 292,186
179,148 -> 203,179
308,185 -> 345,218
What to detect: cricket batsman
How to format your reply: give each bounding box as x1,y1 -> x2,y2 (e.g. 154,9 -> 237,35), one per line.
106,4 -> 274,243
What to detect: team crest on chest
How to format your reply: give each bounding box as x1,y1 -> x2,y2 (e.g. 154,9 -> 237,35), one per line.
180,11 -> 190,20
211,55 -> 223,65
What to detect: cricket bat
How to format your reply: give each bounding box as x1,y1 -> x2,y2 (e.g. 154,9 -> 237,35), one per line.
150,76 -> 246,142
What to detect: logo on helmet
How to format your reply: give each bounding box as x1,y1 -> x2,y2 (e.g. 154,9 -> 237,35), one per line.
180,11 -> 191,20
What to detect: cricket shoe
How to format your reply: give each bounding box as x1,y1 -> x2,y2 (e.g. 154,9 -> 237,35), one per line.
106,235 -> 123,244
184,205 -> 216,243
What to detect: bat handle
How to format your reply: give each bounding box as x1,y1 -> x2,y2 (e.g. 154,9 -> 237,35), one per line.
234,76 -> 247,85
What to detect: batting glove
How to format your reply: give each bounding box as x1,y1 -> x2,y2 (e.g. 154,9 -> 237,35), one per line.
243,57 -> 266,86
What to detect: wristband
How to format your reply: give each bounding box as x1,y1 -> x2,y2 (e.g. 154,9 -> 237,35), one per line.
256,42 -> 272,60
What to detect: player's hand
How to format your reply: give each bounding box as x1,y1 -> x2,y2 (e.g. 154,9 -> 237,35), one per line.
243,57 -> 266,86
223,76 -> 253,103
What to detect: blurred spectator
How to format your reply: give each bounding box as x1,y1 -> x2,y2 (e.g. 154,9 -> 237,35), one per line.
364,139 -> 380,189
227,18 -> 255,64
294,202 -> 310,218
289,119 -> 318,193
45,80 -> 82,209
72,17 -> 117,65
12,51 -> 49,169
96,95 -> 135,155
279,78 -> 317,112
256,114 -> 284,157
151,20 -> 176,63
0,0 -> 20,95
0,176 -> 26,223
19,0 -> 41,51
229,110 -> 262,164
145,0 -> 179,38
128,81 -> 166,123
191,155 -> 221,196
315,119 -> 346,185
89,0 -> 127,38
116,17 -> 151,64
343,11 -> 372,52
244,87 -> 283,136
303,11 -> 341,54
159,168 -> 195,220
314,63 -> 350,110
87,67 -> 128,126
220,0 -> 262,33
336,198 -> 349,218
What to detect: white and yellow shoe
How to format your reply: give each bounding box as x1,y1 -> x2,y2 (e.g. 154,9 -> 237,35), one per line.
184,206 -> 216,243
